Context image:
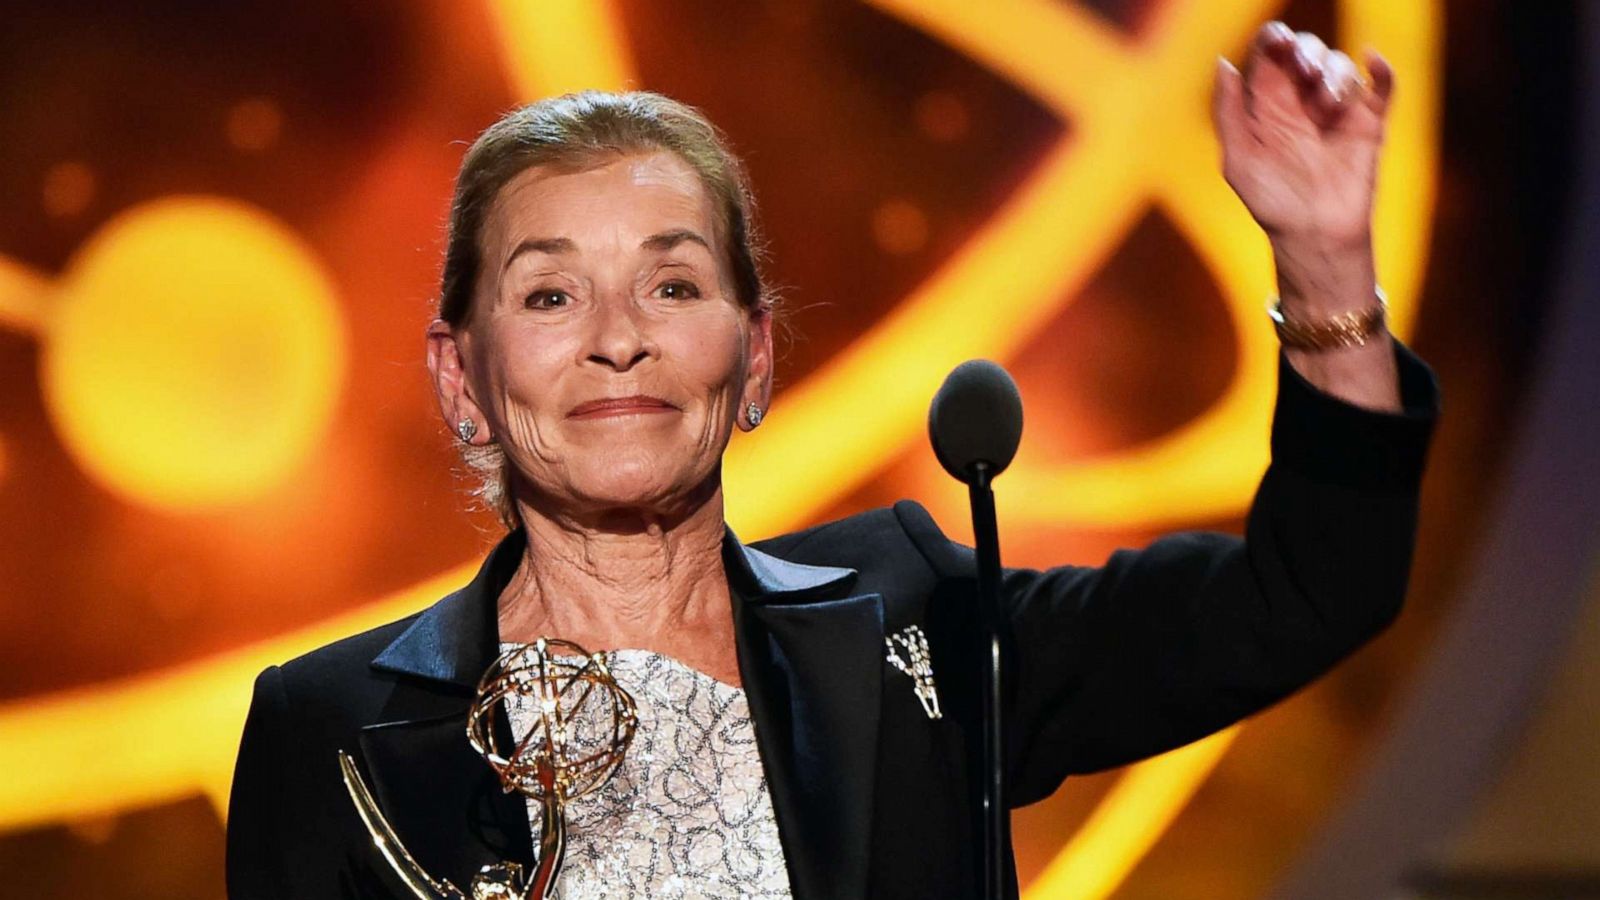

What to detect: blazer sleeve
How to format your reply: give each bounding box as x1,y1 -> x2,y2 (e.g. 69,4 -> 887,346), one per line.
1003,340 -> 1439,805
226,665 -> 299,899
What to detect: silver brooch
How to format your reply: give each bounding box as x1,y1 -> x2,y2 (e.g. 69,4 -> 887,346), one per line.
885,625 -> 942,720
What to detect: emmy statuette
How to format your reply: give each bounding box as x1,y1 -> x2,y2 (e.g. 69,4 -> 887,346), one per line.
338,638 -> 639,900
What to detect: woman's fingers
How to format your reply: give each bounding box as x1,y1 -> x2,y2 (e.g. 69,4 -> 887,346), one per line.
1235,21 -> 1394,129
1253,20 -> 1298,68
1313,50 -> 1362,122
1283,31 -> 1375,129
1364,48 -> 1396,115
1292,30 -> 1329,82
1240,21 -> 1299,117
1292,32 -> 1345,127
1211,55 -> 1248,157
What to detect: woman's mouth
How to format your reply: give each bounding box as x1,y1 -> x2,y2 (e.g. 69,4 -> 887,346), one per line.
566,395 -> 680,419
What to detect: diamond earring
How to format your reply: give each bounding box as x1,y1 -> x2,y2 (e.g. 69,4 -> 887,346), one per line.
745,403 -> 764,428
456,417 -> 478,442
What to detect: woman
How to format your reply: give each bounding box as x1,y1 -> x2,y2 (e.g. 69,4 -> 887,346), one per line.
227,21 -> 1438,900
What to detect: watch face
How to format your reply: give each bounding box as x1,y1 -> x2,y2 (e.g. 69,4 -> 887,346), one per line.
0,1 -> 1578,898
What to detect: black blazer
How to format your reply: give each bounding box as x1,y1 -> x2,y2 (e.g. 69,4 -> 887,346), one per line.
226,345 -> 1438,899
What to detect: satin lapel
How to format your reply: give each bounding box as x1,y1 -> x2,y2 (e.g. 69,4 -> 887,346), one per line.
356,705 -> 535,892
731,538 -> 884,900
370,528 -> 526,688
360,527 -> 536,891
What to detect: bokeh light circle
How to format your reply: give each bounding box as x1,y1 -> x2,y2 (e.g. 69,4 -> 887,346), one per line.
42,197 -> 346,512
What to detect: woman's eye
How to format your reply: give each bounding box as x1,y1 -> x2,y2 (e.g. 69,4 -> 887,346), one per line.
655,280 -> 701,301
524,290 -> 570,309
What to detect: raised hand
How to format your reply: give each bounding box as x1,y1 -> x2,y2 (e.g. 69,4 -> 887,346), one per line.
1213,21 -> 1394,249
1213,21 -> 1402,411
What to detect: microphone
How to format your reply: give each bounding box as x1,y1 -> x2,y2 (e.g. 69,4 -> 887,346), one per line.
928,359 -> 1024,482
928,359 -> 1022,900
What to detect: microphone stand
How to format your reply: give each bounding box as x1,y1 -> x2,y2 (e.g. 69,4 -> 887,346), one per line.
968,461 -> 1008,900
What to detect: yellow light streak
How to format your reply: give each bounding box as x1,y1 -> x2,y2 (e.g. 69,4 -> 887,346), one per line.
872,0 -> 1132,114
1028,727 -> 1240,900
0,563 -> 479,828
728,0 -> 1287,538
1345,0 -> 1442,338
729,0 -> 1433,537
725,131 -> 1150,534
485,0 -> 637,99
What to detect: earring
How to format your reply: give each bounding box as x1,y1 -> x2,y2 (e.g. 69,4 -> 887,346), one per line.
456,417 -> 478,442
745,403 -> 764,428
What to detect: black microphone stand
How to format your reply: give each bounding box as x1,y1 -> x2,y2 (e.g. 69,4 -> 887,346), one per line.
927,357 -> 1021,899
968,461 -> 1008,900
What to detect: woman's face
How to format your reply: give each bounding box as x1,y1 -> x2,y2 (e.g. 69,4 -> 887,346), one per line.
427,150 -> 772,523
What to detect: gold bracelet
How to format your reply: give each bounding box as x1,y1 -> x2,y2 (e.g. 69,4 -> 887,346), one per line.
1266,286 -> 1389,350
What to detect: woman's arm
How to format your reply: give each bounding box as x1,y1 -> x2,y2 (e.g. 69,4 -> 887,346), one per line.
1002,341 -> 1436,800
1000,24 -> 1440,802
1215,21 -> 1402,411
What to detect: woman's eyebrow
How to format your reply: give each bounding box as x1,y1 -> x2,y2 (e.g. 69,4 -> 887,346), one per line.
640,229 -> 712,254
502,237 -> 575,273
501,230 -> 708,273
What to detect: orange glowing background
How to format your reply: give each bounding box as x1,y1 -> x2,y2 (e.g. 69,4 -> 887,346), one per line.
0,1 -> 1578,898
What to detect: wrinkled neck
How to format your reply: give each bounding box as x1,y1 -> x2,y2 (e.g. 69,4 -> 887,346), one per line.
495,486 -> 733,653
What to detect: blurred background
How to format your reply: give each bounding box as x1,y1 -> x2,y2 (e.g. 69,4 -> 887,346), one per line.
1,1 -> 1596,898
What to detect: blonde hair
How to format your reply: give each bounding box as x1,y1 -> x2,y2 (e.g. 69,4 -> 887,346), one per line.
436,91 -> 774,530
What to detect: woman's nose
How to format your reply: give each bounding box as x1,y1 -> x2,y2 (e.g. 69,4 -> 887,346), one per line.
585,296 -> 655,371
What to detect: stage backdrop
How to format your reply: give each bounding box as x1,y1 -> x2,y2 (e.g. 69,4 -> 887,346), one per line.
0,1 -> 1585,898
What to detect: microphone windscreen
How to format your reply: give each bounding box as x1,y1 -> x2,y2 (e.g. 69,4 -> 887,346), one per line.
928,359 -> 1024,483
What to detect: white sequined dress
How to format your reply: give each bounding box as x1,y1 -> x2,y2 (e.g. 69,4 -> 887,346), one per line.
500,646 -> 794,900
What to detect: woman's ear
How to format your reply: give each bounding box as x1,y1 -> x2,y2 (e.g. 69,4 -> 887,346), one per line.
738,306 -> 775,431
425,318 -> 490,444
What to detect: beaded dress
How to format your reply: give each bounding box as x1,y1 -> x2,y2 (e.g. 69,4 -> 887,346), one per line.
501,646 -> 794,900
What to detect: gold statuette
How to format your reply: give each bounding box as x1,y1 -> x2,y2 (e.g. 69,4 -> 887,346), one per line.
339,638 -> 639,900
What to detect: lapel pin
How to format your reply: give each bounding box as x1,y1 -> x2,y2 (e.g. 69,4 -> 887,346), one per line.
885,625 -> 942,720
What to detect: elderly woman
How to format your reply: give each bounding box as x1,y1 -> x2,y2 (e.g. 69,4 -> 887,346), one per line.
226,21 -> 1437,900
